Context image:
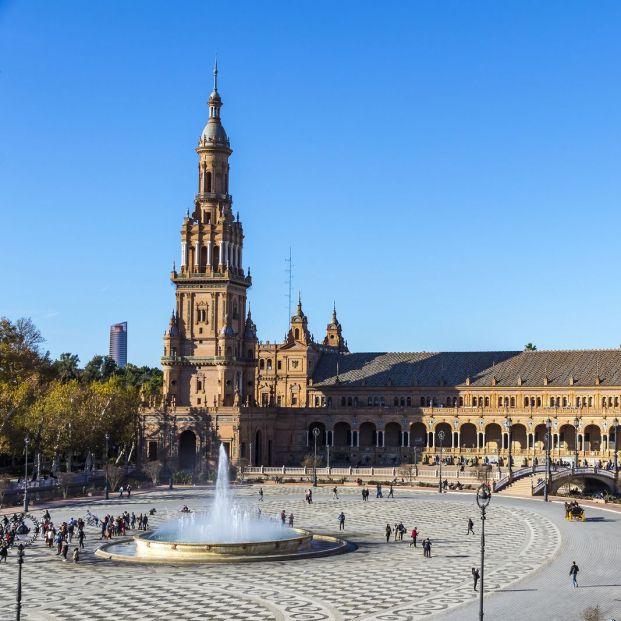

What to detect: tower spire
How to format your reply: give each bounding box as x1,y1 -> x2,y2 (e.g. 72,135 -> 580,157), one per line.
213,58 -> 218,92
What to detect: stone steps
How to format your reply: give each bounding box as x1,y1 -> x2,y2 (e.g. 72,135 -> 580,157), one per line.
497,475 -> 534,496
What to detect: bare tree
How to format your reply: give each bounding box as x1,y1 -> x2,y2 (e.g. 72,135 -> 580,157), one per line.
58,472 -> 73,499
106,465 -> 125,492
582,605 -> 603,621
143,460 -> 162,485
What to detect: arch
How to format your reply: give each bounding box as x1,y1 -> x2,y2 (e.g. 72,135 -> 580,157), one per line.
435,422 -> 452,448
147,441 -> 158,461
294,328 -> 300,340
484,423 -> 502,452
205,170 -> 212,193
410,422 -> 427,447
309,421 -> 326,447
333,421 -> 351,446
178,430 -> 197,470
460,423 -> 477,449
212,246 -> 220,267
534,424 -> 548,452
510,423 -> 527,451
584,424 -> 601,452
559,424 -> 577,451
384,422 -> 401,447
359,421 -> 376,447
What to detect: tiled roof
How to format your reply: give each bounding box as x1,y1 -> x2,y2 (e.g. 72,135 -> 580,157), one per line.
311,350 -> 621,388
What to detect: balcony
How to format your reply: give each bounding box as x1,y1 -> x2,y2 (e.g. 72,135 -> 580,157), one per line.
173,269 -> 251,286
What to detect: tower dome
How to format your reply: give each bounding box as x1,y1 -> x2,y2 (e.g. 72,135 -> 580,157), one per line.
200,60 -> 230,148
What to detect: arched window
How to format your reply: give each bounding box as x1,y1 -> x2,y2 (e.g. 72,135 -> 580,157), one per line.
394,397 -> 399,406
259,359 -> 265,370
294,328 -> 300,339
267,359 -> 272,371
602,397 -> 607,408
510,396 -> 515,407
374,396 -> 379,406
400,397 -> 405,407
588,396 -> 593,407
484,397 -> 489,407
205,171 -> 212,193
536,397 -> 542,407
459,396 -> 464,406
341,396 -> 346,407
420,396 -> 425,406
406,397 -> 411,407
498,397 -> 503,407
347,397 -> 353,406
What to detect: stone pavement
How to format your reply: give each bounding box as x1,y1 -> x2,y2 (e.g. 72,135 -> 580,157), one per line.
0,484 -> 614,620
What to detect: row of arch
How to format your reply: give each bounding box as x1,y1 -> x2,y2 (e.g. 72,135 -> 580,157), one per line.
307,421 -> 615,452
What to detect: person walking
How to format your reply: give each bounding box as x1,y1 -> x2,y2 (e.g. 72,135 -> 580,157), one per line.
569,561 -> 579,588
280,510 -> 286,525
333,486 -> 339,500
338,512 -> 346,530
0,545 -> 7,563
77,528 -> 85,550
73,547 -> 80,563
472,567 -> 480,591
288,513 -> 294,527
61,540 -> 69,562
467,518 -> 475,535
119,486 -> 124,498
258,487 -> 264,502
376,483 -> 383,499
388,484 -> 394,499
126,484 -> 132,498
385,523 -> 392,543
410,527 -> 418,547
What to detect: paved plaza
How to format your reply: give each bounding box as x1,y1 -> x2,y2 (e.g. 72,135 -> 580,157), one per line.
0,485 -> 619,620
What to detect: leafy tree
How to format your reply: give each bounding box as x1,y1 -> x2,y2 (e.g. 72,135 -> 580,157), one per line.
524,343 -> 537,351
82,355 -> 117,383
53,353 -> 81,383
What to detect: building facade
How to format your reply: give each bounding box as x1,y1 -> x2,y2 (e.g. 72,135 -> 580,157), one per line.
109,321 -> 127,368
140,72 -> 621,474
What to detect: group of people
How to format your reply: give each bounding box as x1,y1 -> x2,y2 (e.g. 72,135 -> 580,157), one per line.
42,511 -> 83,563
385,522 -> 407,542
99,511 -> 149,539
0,512 -> 33,561
279,510 -> 295,527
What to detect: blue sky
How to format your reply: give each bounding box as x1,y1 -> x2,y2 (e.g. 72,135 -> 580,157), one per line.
1,1 -> 621,366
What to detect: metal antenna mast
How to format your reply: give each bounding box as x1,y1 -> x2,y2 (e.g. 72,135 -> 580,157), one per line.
285,247 -> 293,325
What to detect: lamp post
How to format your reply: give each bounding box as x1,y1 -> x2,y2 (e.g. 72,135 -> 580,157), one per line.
16,543 -> 24,621
544,417 -> 552,502
573,417 -> 580,471
104,432 -> 110,500
23,435 -> 30,512
505,418 -> 513,482
437,429 -> 445,493
476,483 -> 491,621
312,427 -> 320,487
613,417 -> 619,488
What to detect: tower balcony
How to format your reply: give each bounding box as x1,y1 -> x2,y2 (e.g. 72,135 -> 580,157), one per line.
195,192 -> 231,202
172,267 -> 251,287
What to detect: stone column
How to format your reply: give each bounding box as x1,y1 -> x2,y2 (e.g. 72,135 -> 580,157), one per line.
181,242 -> 187,269
206,241 -> 212,267
194,240 -> 200,269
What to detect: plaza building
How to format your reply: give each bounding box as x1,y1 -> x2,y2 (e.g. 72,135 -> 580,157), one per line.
140,71 -> 621,474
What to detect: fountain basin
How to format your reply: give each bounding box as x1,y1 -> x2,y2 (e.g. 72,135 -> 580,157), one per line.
134,528 -> 312,559
96,531 -> 352,563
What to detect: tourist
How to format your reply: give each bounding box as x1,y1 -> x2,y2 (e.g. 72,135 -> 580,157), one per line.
333,486 -> 339,500
130,512 -> 136,529
73,547 -> 80,563
78,528 -> 85,550
385,523 -> 392,543
119,486 -> 124,498
61,540 -> 69,561
388,484 -> 394,499
0,544 -> 7,562
393,523 -> 399,541
423,538 -> 432,558
410,527 -> 418,547
280,510 -> 286,525
338,512 -> 345,530
472,567 -> 480,591
259,488 -> 264,502
288,513 -> 294,527
307,489 -> 313,504
376,484 -> 383,499
397,522 -> 405,541
126,484 -> 132,498
569,561 -> 579,588
143,514 -> 149,530
467,518 -> 475,535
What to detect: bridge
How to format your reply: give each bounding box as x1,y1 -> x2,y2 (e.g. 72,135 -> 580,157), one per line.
494,465 -> 618,495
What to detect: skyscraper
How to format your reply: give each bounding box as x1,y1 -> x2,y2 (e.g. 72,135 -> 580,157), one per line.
109,322 -> 127,368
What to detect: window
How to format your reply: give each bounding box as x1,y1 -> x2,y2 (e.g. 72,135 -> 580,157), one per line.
259,359 -> 265,370
407,397 -> 411,407
341,396 -> 346,407
394,397 -> 399,406
484,397 -> 489,407
205,171 -> 212,193
347,397 -> 353,406
261,393 -> 269,406
510,397 -> 515,407
459,396 -> 464,407
602,397 -> 607,408
197,397 -> 201,404
197,380 -> 202,391
380,397 -> 385,407
420,396 -> 426,406
314,396 -> 320,407
354,396 -> 358,406
277,361 -> 282,370
267,359 -> 272,371
498,397 -> 503,407
374,396 -> 379,406
536,397 -> 541,407
294,328 -> 300,339
277,395 -> 282,406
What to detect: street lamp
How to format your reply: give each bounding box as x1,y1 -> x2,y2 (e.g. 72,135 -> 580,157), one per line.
437,429 -> 445,493
544,418 -> 552,502
476,483 -> 491,621
312,427 -> 320,487
16,543 -> 24,621
573,417 -> 580,471
23,435 -> 30,512
613,417 -> 619,488
505,418 -> 513,482
104,432 -> 110,500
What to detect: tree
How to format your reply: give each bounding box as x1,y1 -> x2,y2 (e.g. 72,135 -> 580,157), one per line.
524,343 -> 537,351
53,353 -> 81,383
143,460 -> 162,485
82,355 -> 117,383
106,464 -> 125,492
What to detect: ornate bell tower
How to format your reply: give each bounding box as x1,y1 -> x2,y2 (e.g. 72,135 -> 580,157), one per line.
162,63 -> 257,409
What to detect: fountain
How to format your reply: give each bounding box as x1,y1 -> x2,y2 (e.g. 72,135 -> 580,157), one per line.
96,444 -> 350,563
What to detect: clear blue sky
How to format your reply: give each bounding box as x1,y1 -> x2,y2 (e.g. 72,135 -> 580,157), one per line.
2,1 -> 621,367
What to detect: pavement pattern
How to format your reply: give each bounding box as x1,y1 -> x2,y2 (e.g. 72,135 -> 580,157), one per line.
0,484 -> 616,621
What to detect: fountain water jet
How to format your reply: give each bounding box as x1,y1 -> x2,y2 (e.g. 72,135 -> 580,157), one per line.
96,443 -> 351,563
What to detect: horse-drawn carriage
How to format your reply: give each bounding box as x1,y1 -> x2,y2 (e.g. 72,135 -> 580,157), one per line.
565,502 -> 585,522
